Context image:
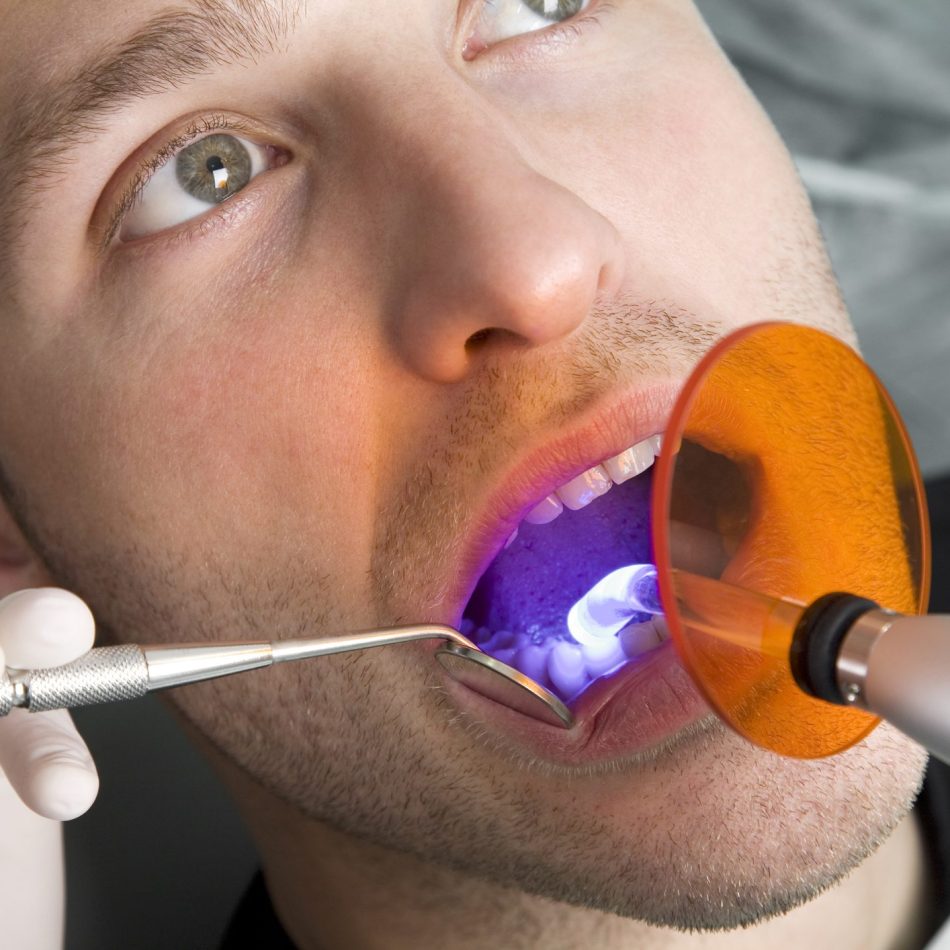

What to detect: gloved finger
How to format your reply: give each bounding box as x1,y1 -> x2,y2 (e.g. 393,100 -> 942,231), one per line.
0,775 -> 66,948
0,588 -> 95,669
0,707 -> 99,820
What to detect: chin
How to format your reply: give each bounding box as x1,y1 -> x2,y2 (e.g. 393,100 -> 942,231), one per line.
427,719 -> 928,933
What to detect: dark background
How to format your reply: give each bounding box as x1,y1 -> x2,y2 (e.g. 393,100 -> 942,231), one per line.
932,478 -> 950,614
63,5 -> 950,948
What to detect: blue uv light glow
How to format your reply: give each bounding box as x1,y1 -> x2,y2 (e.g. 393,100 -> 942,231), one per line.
462,468 -> 656,702
566,563 -> 663,647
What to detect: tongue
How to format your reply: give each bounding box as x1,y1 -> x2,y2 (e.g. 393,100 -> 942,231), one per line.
465,471 -> 654,639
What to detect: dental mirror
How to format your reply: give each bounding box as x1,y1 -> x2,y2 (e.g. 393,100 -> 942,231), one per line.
0,622 -> 575,727
435,644 -> 573,727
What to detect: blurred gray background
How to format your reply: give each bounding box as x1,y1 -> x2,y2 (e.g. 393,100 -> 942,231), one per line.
700,0 -> 950,478
64,4 -> 950,948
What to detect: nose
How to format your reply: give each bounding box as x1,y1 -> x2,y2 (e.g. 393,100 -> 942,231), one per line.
384,106 -> 625,383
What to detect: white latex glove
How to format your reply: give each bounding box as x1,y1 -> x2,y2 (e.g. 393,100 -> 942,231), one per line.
0,589 -> 99,819
0,589 -> 100,948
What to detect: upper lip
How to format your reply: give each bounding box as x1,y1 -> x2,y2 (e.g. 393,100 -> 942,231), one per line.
441,381 -> 682,627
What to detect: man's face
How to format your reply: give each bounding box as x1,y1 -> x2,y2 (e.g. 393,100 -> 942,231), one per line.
0,0 -> 926,930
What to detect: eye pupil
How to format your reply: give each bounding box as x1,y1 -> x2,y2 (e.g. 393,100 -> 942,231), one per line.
176,134 -> 252,204
523,0 -> 582,21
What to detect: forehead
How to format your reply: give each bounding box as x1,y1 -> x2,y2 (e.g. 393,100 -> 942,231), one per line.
2,2 -> 150,96
1,0 -> 298,142
1,0 -> 301,69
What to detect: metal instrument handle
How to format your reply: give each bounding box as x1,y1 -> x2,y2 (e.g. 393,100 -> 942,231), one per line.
0,625 -> 475,716
838,611 -> 950,765
5,644 -> 149,714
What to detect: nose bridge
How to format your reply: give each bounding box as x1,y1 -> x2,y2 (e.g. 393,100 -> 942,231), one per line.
375,79 -> 625,383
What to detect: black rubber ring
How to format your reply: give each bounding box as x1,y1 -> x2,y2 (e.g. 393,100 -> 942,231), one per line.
789,592 -> 879,704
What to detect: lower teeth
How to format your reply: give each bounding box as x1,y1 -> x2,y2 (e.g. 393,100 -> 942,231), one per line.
460,617 -> 667,701
460,455 -> 660,702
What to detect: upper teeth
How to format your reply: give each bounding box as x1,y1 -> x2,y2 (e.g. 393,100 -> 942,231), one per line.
523,433 -> 662,525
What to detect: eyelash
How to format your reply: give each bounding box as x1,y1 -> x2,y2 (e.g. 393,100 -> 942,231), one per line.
546,6 -> 605,47
464,0 -> 612,61
103,113 -> 259,247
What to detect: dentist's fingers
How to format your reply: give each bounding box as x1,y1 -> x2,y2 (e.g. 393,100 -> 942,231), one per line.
0,775 -> 65,948
0,592 -> 100,819
0,588 -> 95,668
0,706 -> 99,820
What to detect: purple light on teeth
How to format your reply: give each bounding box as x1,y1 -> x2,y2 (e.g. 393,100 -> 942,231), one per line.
567,564 -> 662,647
460,465 -> 658,702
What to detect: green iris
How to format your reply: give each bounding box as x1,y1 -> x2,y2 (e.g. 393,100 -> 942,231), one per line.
522,0 -> 584,21
175,134 -> 252,204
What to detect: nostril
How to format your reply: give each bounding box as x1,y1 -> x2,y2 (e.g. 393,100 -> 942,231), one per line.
464,327 -> 531,362
466,328 -> 493,350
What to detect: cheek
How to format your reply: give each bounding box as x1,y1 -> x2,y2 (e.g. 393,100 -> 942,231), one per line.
12,282 -> 382,601
137,329 -> 375,555
628,80 -> 808,300
529,14 -> 840,333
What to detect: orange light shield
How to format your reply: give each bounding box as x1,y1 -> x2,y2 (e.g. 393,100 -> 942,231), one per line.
653,323 -> 930,758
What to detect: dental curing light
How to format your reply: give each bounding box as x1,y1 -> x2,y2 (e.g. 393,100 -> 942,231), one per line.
653,321 -> 943,760
573,323 -> 946,762
567,564 -> 663,646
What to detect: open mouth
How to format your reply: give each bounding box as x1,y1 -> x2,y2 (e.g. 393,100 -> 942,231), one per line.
459,434 -> 666,704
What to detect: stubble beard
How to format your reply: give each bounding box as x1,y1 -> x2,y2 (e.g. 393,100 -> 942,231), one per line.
1,186 -> 927,930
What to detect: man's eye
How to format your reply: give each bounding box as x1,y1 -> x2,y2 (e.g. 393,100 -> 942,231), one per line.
120,133 -> 269,241
469,0 -> 590,48
520,0 -> 586,18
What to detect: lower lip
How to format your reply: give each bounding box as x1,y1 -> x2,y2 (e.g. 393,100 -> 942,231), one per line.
439,640 -> 711,766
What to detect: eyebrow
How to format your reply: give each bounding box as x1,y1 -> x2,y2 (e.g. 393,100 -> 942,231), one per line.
0,0 -> 300,283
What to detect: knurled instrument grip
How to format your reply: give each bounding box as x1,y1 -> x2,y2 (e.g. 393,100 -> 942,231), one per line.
0,626 -> 488,721
7,644 -> 150,714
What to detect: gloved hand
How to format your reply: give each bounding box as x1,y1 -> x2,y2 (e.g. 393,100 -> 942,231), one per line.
0,588 -> 99,819
0,589 -> 100,947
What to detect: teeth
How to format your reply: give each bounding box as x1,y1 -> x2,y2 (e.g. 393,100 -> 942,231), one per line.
556,464 -> 611,511
603,437 -> 657,486
463,618 -> 668,701
511,433 -> 664,541
547,641 -> 588,697
469,430 -> 667,698
524,493 -> 564,525
581,634 -> 627,677
514,644 -> 552,687
518,433 -> 662,534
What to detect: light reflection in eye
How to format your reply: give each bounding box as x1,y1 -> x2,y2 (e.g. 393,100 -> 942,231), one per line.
120,133 -> 269,241
467,0 -> 590,51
